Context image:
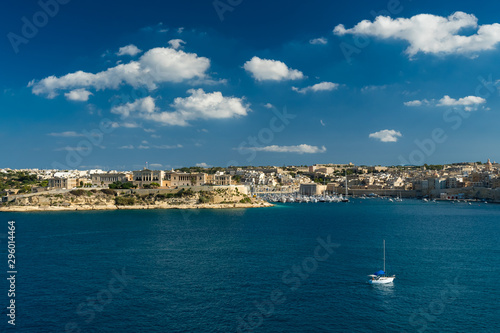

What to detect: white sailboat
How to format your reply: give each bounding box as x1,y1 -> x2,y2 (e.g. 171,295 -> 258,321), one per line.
368,240 -> 395,284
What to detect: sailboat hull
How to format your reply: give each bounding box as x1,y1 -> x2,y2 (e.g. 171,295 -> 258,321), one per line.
369,276 -> 395,284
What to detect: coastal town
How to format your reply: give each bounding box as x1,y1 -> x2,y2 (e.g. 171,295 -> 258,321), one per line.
2,159 -> 500,207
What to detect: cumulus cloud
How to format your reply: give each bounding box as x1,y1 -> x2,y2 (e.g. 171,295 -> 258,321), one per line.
112,89 -> 250,126
334,11 -> 500,57
117,44 -> 142,56
263,103 -> 274,109
239,144 -> 327,154
310,37 -> 327,45
243,56 -> 304,81
64,88 -> 93,101
111,96 -> 156,118
369,129 -> 402,142
29,47 -> 211,98
437,95 -> 486,106
168,39 -> 186,49
405,95 -> 485,110
196,162 -> 211,168
292,82 -> 339,94
404,99 -> 428,107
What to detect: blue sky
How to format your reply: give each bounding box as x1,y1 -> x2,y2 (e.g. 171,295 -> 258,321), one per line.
2,0 -> 500,170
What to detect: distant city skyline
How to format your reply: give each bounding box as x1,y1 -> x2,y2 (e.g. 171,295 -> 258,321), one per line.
2,0 -> 500,169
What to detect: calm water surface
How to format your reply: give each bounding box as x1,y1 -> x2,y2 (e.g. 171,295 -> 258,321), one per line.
1,199 -> 499,332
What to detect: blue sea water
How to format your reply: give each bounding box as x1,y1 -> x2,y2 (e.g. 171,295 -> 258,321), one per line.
1,199 -> 499,332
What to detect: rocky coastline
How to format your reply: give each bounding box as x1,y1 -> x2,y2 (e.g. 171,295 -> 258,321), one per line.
0,188 -> 273,212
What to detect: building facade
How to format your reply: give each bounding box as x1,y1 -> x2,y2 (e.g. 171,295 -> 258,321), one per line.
91,173 -> 131,187
299,183 -> 326,196
132,169 -> 165,188
164,171 -> 207,187
48,177 -> 80,189
206,174 -> 232,186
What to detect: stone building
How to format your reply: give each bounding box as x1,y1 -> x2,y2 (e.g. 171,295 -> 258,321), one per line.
164,171 -> 207,187
132,169 -> 165,188
91,173 -> 131,187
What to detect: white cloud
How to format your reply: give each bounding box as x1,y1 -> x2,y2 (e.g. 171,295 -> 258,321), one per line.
239,144 -> 327,154
121,122 -> 141,128
117,44 -> 143,57
118,145 -> 134,149
149,163 -> 163,168
310,37 -> 327,45
405,95 -> 486,110
30,47 -> 211,98
243,56 -> 304,81
437,95 -> 486,106
334,11 -> 500,57
264,103 -> 274,109
111,96 -> 156,117
48,131 -> 83,137
64,88 -> 93,101
320,120 -> 326,126
168,39 -> 186,50
404,100 -> 427,107
369,129 -> 402,142
112,89 -> 250,126
196,162 -> 211,168
292,82 -> 339,94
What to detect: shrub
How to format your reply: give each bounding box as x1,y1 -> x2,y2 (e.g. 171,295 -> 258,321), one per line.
179,188 -> 195,197
114,196 -> 135,205
70,189 -> 86,196
199,195 -> 211,204
100,189 -> 116,196
239,197 -> 252,204
109,181 -> 135,189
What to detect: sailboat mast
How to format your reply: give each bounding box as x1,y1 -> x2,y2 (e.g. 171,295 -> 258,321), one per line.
345,170 -> 348,197
383,239 -> 386,272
